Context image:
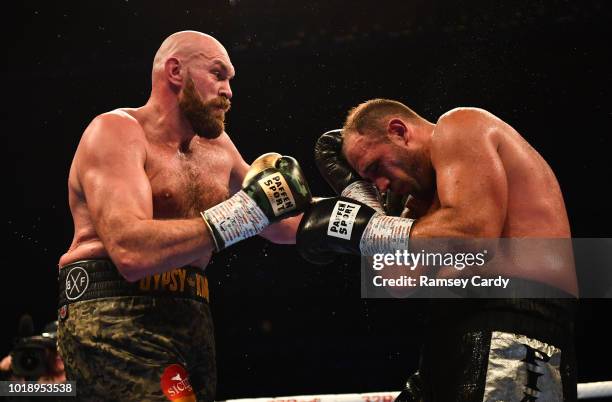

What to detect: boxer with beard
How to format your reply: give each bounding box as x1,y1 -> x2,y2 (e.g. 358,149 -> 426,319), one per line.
57,31 -> 311,401
179,74 -> 231,139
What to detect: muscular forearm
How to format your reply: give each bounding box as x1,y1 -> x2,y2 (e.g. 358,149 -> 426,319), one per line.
410,207 -> 500,257
259,214 -> 302,244
411,207 -> 497,238
104,217 -> 215,281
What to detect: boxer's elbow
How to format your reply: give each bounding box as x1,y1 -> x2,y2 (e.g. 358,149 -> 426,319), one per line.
413,211 -> 501,255
445,218 -> 501,259
442,207 -> 503,238
415,216 -> 500,239
455,220 -> 501,238
115,261 -> 141,283
107,238 -> 156,282
110,247 -> 146,282
102,220 -> 164,281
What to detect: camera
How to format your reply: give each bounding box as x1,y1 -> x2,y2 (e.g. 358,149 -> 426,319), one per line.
10,320 -> 58,379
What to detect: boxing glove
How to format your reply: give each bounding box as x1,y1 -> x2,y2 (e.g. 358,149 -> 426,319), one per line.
203,152 -> 312,251
297,197 -> 414,265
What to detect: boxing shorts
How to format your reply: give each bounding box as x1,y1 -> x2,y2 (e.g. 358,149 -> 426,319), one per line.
396,278 -> 577,402
57,259 -> 214,402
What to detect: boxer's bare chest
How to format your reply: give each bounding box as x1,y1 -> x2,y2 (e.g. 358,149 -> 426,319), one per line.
145,141 -> 232,219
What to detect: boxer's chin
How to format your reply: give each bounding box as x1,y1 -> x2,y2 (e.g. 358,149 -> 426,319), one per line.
180,101 -> 226,139
178,78 -> 227,139
192,114 -> 225,139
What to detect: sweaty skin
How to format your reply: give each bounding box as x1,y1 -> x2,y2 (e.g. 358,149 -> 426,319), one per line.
344,107 -> 577,295
59,31 -> 299,281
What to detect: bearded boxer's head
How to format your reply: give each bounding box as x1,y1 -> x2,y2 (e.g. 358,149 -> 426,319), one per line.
341,98 -> 435,198
178,74 -> 231,139
151,31 -> 235,139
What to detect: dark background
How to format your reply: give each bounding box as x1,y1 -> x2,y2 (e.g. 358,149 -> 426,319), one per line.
3,0 -> 611,398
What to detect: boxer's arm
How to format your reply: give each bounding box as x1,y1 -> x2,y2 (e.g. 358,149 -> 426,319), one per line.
258,215 -> 301,244
228,143 -> 300,244
77,113 -> 216,281
411,109 -> 507,238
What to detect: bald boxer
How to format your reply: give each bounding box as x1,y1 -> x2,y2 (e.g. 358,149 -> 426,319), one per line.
58,31 -> 310,401
298,99 -> 578,401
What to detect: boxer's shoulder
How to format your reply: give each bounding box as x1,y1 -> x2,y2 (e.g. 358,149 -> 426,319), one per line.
96,109 -> 144,133
436,107 -> 501,130
431,108 -> 503,164
433,108 -> 501,145
438,106 -> 498,120
76,109 -> 147,167
81,109 -> 146,148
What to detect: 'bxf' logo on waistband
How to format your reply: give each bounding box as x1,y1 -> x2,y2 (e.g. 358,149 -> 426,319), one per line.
65,266 -> 89,301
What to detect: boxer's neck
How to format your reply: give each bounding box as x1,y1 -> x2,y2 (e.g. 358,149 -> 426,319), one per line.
140,95 -> 197,149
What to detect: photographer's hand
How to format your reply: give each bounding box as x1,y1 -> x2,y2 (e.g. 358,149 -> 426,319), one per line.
38,351 -> 66,383
0,355 -> 18,380
0,352 -> 66,383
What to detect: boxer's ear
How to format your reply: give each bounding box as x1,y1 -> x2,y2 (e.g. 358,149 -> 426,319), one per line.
387,118 -> 410,145
165,57 -> 183,86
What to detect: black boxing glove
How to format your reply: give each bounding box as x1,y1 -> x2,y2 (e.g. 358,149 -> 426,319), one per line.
384,190 -> 409,217
296,197 -> 415,265
315,129 -> 384,213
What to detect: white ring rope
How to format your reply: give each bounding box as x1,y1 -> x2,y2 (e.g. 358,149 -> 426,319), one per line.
223,381 -> 612,402
577,381 -> 612,399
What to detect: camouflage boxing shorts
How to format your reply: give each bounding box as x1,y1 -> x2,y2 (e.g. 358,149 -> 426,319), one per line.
57,259 -> 214,402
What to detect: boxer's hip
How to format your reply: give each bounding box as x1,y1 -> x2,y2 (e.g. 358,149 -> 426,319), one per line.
415,281 -> 577,401
58,259 -> 210,307
57,259 -> 216,401
425,278 -> 577,346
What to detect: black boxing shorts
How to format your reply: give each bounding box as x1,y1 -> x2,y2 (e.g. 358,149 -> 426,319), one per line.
57,259 -> 215,402
396,278 -> 577,402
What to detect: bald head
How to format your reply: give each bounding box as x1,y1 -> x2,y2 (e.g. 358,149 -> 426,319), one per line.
148,31 -> 235,139
152,31 -> 232,84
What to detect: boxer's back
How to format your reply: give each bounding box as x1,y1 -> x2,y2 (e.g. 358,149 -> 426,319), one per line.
434,108 -> 577,294
493,116 -> 570,238
496,113 -> 576,294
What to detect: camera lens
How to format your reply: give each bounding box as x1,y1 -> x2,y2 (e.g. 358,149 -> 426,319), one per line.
11,347 -> 47,378
20,350 -> 42,371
